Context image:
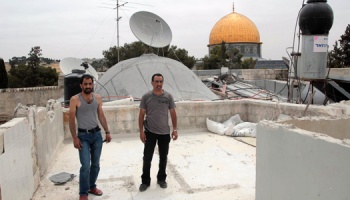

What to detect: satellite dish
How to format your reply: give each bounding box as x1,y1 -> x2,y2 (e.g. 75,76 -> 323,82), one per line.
60,57 -> 99,81
130,11 -> 172,48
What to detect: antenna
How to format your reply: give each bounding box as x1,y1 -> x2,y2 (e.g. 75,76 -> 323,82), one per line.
129,11 -> 172,48
100,1 -> 153,62
116,0 -> 128,63
60,57 -> 99,81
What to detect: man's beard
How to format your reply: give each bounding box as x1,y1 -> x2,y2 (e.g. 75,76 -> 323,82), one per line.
83,88 -> 92,94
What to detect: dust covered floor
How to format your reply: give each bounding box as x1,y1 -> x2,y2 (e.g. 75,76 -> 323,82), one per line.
32,130 -> 256,200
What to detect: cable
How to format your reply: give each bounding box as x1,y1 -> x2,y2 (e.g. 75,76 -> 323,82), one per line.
76,8 -> 115,57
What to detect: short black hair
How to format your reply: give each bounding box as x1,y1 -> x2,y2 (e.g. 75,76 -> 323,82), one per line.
152,73 -> 163,82
80,74 -> 94,84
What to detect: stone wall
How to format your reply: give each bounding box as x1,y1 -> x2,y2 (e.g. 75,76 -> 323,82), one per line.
193,69 -> 289,81
239,69 -> 288,80
0,86 -> 63,121
328,68 -> 350,79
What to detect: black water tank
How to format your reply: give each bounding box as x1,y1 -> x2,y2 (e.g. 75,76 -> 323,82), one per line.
64,69 -> 85,106
299,0 -> 333,35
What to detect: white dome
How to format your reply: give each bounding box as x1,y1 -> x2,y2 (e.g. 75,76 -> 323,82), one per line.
95,54 -> 217,101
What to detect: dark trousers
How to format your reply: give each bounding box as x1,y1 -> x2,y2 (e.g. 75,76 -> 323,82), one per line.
141,130 -> 171,185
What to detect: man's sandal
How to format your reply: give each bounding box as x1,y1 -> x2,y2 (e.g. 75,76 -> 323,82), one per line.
88,187 -> 103,196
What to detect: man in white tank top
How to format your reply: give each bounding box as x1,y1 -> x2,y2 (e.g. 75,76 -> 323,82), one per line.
69,74 -> 112,200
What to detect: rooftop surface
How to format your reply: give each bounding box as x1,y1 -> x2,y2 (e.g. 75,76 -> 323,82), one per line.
32,130 -> 256,200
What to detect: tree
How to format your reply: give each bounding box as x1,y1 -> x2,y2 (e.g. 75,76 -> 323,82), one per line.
103,41 -> 150,67
8,64 -> 58,88
102,41 -> 196,69
28,46 -> 42,68
7,47 -> 58,88
220,42 -> 229,67
198,45 -> 244,70
242,58 -> 257,69
164,46 -> 196,69
0,58 -> 8,88
91,59 -> 107,72
328,24 -> 350,68
228,48 -> 243,69
9,56 -> 26,67
198,46 -> 222,69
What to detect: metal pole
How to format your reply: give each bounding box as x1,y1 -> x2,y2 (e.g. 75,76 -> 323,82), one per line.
117,0 -> 120,63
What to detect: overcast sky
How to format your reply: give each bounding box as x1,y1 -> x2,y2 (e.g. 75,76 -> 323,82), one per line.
1,0 -> 349,62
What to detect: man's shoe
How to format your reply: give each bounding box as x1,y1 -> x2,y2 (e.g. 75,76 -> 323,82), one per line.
88,187 -> 103,196
79,195 -> 88,200
139,183 -> 149,192
157,180 -> 167,188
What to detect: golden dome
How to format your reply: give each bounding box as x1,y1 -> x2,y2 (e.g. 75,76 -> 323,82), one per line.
209,10 -> 260,45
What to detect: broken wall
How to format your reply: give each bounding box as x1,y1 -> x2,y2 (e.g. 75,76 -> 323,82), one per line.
0,100 -> 64,200
0,86 -> 63,122
281,118 -> 350,140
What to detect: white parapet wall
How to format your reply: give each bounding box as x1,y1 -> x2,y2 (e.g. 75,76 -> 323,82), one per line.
0,100 -> 64,200
0,118 -> 34,200
256,119 -> 350,200
62,99 -> 344,138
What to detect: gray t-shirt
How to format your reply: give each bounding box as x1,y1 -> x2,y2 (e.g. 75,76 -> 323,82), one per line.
139,90 -> 176,135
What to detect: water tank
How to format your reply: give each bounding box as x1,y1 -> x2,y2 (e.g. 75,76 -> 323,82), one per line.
299,0 -> 333,35
297,0 -> 333,80
64,70 -> 85,106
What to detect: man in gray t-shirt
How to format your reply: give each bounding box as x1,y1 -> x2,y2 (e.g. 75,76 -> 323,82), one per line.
138,73 -> 178,192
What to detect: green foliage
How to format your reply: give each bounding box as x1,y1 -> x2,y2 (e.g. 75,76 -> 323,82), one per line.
102,41 -> 148,67
228,48 -> 243,69
8,64 -> 33,87
164,46 -> 196,68
7,46 -> 58,88
241,58 -> 257,69
41,57 -> 59,64
328,24 -> 350,68
36,67 -> 58,86
9,56 -> 26,67
91,59 -> 107,72
28,46 -> 42,68
8,64 -> 58,88
102,41 -> 196,69
0,58 -> 8,88
198,45 -> 244,70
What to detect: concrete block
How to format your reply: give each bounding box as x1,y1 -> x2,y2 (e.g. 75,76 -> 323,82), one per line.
178,116 -> 196,128
196,102 -> 219,117
195,116 -> 207,128
176,102 -> 197,117
123,121 -> 136,133
116,107 -> 135,122
217,102 -> 234,115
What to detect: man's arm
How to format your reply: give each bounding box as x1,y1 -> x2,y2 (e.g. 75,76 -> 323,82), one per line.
169,108 -> 178,140
139,108 -> 146,143
96,94 -> 111,143
69,95 -> 82,149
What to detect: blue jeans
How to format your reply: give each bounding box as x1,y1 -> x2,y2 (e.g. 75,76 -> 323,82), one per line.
141,130 -> 171,185
77,131 -> 103,196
